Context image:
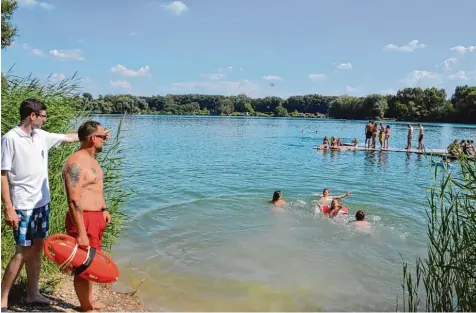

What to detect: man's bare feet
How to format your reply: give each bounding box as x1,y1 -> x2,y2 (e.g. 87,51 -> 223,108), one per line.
25,294 -> 53,305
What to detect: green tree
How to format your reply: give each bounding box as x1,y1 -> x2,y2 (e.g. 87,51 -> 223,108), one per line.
1,0 -> 18,49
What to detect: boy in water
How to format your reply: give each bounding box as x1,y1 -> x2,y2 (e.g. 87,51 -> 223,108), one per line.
350,210 -> 369,226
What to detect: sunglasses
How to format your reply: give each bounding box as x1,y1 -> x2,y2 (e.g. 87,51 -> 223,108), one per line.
92,134 -> 107,140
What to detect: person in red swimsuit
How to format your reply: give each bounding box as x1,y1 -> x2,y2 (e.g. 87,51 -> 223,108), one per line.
63,121 -> 111,312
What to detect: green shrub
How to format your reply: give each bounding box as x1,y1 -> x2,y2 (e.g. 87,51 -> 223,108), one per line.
1,71 -> 130,287
399,154 -> 476,311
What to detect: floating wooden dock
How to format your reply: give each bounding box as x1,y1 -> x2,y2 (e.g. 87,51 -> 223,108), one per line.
314,145 -> 449,157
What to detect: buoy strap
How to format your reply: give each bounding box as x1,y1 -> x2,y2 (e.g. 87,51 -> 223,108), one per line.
73,247 -> 97,276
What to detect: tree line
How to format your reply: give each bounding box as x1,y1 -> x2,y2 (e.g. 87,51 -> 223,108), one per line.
83,85 -> 475,123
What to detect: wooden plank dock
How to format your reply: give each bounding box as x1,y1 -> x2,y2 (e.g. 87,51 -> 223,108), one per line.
314,145 -> 449,157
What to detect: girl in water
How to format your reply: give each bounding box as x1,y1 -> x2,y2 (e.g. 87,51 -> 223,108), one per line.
269,190 -> 286,206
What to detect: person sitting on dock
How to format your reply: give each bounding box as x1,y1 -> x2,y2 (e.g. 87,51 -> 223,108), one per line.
317,136 -> 329,150
330,137 -> 339,150
269,190 -> 286,206
447,140 -> 460,156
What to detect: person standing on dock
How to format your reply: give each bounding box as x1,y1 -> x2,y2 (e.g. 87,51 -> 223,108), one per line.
365,121 -> 373,148
405,124 -> 413,150
417,124 -> 424,151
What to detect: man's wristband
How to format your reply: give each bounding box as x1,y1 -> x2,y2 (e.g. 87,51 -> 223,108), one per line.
101,207 -> 108,212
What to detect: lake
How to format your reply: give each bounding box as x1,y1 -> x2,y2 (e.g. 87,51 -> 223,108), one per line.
93,115 -> 476,311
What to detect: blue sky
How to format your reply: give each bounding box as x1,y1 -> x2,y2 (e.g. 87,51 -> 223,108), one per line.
2,0 -> 476,99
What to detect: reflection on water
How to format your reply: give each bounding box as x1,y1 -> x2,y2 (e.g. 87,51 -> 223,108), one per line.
94,115 -> 475,312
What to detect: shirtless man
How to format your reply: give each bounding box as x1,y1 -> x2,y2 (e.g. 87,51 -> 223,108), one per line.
62,121 -> 111,312
406,124 -> 413,150
417,124 -> 424,151
365,121 -> 373,148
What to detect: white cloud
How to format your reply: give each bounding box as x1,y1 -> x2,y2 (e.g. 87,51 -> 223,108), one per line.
337,62 -> 352,69
262,75 -> 283,81
384,40 -> 426,52
401,70 -> 442,87
50,49 -> 84,61
47,73 -> 66,83
450,45 -> 476,54
21,42 -> 45,57
110,80 -> 132,90
308,74 -> 327,82
17,0 -> 54,10
345,86 -> 357,92
201,67 -> 233,80
436,57 -> 457,71
156,79 -> 280,98
30,48 -> 45,56
448,71 -> 470,81
161,1 -> 188,15
38,2 -> 54,10
111,64 -> 151,77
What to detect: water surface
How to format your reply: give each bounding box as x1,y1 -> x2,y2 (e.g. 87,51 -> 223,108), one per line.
95,115 -> 476,311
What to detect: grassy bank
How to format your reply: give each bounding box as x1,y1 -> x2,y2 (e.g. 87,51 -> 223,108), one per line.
1,72 -> 130,289
398,154 -> 476,311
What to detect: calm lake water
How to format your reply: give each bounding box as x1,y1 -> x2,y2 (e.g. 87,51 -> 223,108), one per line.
93,115 -> 475,311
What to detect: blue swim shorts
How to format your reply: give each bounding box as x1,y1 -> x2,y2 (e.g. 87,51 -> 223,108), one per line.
14,204 -> 50,246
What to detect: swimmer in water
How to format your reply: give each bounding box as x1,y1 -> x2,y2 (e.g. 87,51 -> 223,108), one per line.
269,190 -> 286,206
349,210 -> 369,226
328,199 -> 348,216
318,188 -> 352,206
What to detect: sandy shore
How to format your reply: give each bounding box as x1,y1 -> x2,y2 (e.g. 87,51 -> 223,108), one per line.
7,275 -> 148,312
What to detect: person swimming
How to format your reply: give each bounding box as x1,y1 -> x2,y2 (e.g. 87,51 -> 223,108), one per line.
349,210 -> 369,226
318,188 -> 352,206
269,190 -> 286,206
328,199 -> 349,216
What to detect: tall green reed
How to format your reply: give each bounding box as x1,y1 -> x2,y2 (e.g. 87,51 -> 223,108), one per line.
398,153 -> 476,311
1,70 -> 130,286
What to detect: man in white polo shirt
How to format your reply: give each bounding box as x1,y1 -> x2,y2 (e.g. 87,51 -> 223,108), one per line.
1,98 -> 80,311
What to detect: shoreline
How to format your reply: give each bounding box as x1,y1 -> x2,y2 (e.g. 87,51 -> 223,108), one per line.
7,275 -> 148,312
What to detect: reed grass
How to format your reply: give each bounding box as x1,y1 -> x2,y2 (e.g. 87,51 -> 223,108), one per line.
1,70 -> 130,287
398,153 -> 476,311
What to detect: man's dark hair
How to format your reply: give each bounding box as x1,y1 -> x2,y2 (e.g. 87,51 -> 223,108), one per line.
20,98 -> 47,121
78,120 -> 101,141
356,210 -> 365,221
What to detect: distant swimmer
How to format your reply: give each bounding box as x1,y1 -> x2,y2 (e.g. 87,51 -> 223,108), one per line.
349,210 -> 369,227
269,190 -> 286,206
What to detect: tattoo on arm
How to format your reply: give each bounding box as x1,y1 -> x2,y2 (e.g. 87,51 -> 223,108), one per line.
66,163 -> 81,187
70,199 -> 82,212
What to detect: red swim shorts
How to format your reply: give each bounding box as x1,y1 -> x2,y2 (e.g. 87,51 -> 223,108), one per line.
65,211 -> 106,250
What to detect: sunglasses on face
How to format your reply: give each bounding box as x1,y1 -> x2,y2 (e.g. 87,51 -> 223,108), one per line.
92,134 -> 107,140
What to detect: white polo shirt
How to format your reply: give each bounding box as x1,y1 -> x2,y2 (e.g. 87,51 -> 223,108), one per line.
1,126 -> 68,210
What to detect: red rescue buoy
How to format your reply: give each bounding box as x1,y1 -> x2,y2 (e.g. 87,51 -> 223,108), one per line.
44,233 -> 119,283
